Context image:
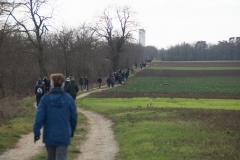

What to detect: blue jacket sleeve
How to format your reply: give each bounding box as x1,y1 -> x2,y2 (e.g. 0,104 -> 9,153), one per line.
70,99 -> 78,134
33,97 -> 46,136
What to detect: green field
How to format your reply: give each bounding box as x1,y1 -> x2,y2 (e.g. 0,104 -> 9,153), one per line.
77,98 -> 240,111
147,66 -> 240,70
77,98 -> 240,160
77,61 -> 240,159
104,76 -> 240,94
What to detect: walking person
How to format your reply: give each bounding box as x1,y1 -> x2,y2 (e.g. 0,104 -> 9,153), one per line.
111,76 -> 115,88
66,78 -> 79,100
106,76 -> 111,88
43,76 -> 50,93
33,73 -> 78,160
35,78 -> 45,107
63,77 -> 70,92
97,76 -> 102,88
78,77 -> 83,91
84,77 -> 89,91
126,69 -> 130,80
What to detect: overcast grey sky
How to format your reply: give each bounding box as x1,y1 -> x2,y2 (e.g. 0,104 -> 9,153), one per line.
53,0 -> 240,49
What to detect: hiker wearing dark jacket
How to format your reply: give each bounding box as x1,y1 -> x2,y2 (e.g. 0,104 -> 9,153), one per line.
64,78 -> 70,92
111,76 -> 115,87
78,77 -> 83,91
43,76 -> 50,93
34,73 -> 78,160
35,79 -> 45,107
84,77 -> 89,91
66,79 -> 79,100
97,76 -> 102,88
106,76 -> 111,88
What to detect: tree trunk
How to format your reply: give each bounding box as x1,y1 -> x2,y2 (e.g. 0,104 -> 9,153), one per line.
38,47 -> 47,78
112,53 -> 119,71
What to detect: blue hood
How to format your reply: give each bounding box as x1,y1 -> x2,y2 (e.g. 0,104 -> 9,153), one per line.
49,88 -> 65,108
34,87 -> 78,146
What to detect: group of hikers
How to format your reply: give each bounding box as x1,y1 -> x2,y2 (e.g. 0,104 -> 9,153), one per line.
33,64 -> 148,159
35,63 -> 152,106
34,61 -> 153,106
106,68 -> 131,88
134,62 -> 148,69
35,75 -> 90,106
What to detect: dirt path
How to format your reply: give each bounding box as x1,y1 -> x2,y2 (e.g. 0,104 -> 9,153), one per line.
76,89 -> 119,160
0,88 -> 119,160
0,104 -> 45,160
0,132 -> 45,160
76,108 -> 119,160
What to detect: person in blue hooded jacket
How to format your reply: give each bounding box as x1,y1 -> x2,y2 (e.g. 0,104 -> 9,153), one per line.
33,73 -> 78,160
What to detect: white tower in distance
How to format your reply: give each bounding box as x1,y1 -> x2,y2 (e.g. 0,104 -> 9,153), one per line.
139,29 -> 146,47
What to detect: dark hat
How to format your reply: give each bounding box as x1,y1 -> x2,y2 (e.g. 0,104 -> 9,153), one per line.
38,80 -> 42,85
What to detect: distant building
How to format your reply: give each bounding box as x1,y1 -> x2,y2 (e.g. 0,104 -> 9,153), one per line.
139,29 -> 145,47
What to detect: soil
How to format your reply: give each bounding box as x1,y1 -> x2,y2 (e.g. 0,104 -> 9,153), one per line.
89,92 -> 240,99
135,70 -> 240,77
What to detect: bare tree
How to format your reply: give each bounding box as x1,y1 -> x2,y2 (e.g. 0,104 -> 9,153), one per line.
9,0 -> 53,77
54,27 -> 75,76
94,6 -> 138,71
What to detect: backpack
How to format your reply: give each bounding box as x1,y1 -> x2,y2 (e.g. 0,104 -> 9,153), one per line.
36,84 -> 43,94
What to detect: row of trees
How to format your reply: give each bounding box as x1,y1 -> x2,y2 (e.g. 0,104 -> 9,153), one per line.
0,0 -> 153,98
158,38 -> 240,61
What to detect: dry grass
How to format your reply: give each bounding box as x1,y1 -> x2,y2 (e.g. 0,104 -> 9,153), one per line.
0,96 -> 35,126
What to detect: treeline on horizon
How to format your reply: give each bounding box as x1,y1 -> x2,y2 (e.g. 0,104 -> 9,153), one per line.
0,1 -> 159,99
0,24 -> 159,98
158,38 -> 240,61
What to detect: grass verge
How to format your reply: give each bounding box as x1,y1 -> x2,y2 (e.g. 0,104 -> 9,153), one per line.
77,98 -> 240,160
30,109 -> 87,160
0,97 -> 36,153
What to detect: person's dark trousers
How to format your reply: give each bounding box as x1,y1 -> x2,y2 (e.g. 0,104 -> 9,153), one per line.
70,94 -> 76,100
36,95 -> 43,107
111,83 -> 114,87
98,82 -> 101,88
46,87 -> 49,93
46,145 -> 68,160
79,85 -> 83,91
86,84 -> 89,91
107,83 -> 110,88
